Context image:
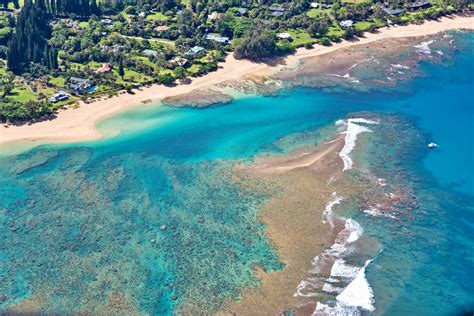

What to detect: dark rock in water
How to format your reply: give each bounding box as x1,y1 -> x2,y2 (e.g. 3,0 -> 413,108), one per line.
171,295 -> 177,301
0,294 -> 6,302
161,225 -> 167,231
9,226 -> 16,232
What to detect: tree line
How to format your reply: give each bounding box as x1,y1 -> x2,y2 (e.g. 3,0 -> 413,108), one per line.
6,0 -> 58,74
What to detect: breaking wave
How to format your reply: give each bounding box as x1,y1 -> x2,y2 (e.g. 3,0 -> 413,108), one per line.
337,118 -> 378,171
295,191 -> 377,315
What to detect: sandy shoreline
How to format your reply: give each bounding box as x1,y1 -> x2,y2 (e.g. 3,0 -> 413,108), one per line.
1,15 -> 473,151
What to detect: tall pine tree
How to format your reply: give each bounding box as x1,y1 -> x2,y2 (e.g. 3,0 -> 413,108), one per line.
7,0 -> 58,74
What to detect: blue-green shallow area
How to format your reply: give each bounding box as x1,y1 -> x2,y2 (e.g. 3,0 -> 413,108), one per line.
0,31 -> 473,315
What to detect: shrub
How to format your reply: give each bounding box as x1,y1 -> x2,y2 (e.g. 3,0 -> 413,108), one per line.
319,37 -> 331,46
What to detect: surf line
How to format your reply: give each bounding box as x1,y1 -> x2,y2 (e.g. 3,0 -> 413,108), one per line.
295,117 -> 381,314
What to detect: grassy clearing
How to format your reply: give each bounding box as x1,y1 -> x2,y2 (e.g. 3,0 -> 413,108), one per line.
306,8 -> 332,18
287,29 -> 317,47
8,85 -> 37,103
355,21 -> 373,32
49,76 -> 66,88
327,25 -> 344,37
146,12 -> 168,21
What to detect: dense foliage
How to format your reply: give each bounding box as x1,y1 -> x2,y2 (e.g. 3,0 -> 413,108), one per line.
6,0 -> 58,74
0,0 -> 471,122
234,28 -> 277,60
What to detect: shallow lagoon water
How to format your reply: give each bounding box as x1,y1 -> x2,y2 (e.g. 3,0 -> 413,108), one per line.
1,31 -> 473,314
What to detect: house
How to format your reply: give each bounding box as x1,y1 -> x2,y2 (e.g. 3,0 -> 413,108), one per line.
208,12 -> 220,21
409,0 -> 431,9
185,46 -> 206,57
101,18 -> 113,25
340,20 -> 354,28
310,2 -> 318,8
67,22 -> 81,31
381,6 -> 403,15
49,90 -> 69,103
155,25 -> 170,32
269,4 -> 285,12
272,11 -> 285,17
237,7 -> 247,15
95,63 -> 112,74
142,49 -> 159,58
68,77 -> 92,95
101,44 -> 124,54
138,12 -> 146,18
169,56 -> 188,67
277,32 -> 292,40
206,34 -> 229,44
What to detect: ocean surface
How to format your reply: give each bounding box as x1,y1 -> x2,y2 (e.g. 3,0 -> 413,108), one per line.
1,31 -> 473,315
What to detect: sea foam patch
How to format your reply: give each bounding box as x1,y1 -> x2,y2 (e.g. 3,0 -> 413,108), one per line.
337,118 -> 379,171
295,191 -> 377,315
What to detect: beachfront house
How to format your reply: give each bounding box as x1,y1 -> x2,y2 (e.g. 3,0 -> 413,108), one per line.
340,20 -> 354,28
49,90 -> 69,103
381,6 -> 403,16
185,46 -> 206,57
310,2 -> 318,8
169,56 -> 189,67
408,0 -> 431,9
68,77 -> 92,95
206,34 -> 229,44
277,32 -> 292,41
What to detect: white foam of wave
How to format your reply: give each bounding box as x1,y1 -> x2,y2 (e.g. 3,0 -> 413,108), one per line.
392,63 -> 410,70
415,40 -> 434,55
330,259 -> 360,279
346,219 -> 363,243
314,301 -> 361,316
322,192 -> 343,228
336,259 -> 375,312
338,118 -> 378,171
364,206 -> 397,219
436,50 -> 444,56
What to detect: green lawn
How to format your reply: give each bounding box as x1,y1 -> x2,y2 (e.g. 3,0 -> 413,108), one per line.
327,26 -> 344,37
146,12 -> 168,21
354,21 -> 374,32
286,29 -> 317,48
114,68 -> 153,84
8,85 -> 37,103
306,8 -> 332,18
187,64 -> 200,75
78,21 -> 89,28
49,76 -> 66,88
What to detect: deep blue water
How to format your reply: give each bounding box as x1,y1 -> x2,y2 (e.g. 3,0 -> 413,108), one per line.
0,31 -> 473,315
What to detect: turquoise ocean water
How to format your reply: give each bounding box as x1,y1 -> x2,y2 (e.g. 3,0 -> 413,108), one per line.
0,31 -> 473,314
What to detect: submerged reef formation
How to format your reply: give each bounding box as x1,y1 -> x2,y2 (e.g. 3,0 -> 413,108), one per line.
0,147 -> 283,314
274,32 -> 457,92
